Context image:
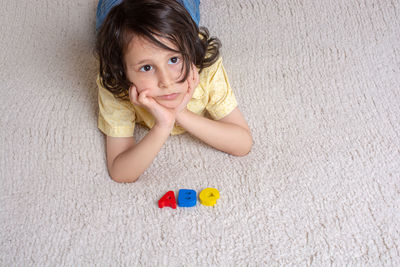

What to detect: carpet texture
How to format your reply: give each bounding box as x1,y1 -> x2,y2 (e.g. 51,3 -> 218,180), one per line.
1,0 -> 400,265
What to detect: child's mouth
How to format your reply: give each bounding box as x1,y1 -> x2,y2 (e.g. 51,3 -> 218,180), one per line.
159,93 -> 179,100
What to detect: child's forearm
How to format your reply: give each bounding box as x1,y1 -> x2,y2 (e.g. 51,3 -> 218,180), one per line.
109,125 -> 171,183
176,110 -> 252,156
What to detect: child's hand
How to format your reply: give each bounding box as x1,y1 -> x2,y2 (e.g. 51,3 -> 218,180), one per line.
129,85 -> 176,130
175,65 -> 199,114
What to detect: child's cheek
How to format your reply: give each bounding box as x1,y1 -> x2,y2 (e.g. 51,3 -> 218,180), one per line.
127,72 -> 154,95
135,81 -> 157,96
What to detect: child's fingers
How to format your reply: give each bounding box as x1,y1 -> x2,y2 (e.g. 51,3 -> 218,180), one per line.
129,85 -> 140,106
189,64 -> 199,91
176,69 -> 197,113
138,91 -> 171,124
137,90 -> 148,105
193,64 -> 199,82
138,90 -> 156,109
129,86 -> 154,110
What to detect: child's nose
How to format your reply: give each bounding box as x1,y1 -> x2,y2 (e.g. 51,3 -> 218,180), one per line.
157,67 -> 174,89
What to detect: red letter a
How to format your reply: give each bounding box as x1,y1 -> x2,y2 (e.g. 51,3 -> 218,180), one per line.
158,191 -> 177,209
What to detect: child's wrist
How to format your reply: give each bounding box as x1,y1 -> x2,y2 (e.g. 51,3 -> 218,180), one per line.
175,108 -> 189,124
153,121 -> 175,133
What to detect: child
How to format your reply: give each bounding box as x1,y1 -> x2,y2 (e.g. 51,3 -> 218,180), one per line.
95,0 -> 252,183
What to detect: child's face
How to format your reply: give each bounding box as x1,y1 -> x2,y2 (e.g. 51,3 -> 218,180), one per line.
124,35 -> 189,109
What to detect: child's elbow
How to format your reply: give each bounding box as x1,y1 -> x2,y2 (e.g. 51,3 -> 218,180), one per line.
108,169 -> 140,183
233,145 -> 252,157
231,135 -> 253,157
111,176 -> 139,183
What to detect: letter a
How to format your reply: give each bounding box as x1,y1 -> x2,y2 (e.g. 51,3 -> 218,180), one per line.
158,191 -> 177,209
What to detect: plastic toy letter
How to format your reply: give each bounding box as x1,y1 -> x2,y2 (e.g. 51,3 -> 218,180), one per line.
199,188 -> 220,206
177,189 -> 197,207
158,191 -> 177,209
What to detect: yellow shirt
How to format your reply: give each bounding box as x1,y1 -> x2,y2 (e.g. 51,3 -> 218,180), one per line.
97,57 -> 238,137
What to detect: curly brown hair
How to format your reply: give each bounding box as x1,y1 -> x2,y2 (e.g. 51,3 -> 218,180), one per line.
95,0 -> 221,99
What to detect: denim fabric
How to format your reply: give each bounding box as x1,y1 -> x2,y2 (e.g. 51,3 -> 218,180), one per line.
96,0 -> 200,31
176,0 -> 200,26
96,0 -> 122,31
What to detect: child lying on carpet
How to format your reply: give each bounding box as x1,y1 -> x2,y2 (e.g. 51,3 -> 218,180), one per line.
95,0 -> 252,182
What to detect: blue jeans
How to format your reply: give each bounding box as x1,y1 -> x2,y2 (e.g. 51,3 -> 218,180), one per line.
96,0 -> 200,31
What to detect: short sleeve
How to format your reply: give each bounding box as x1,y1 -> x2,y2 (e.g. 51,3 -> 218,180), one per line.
205,58 -> 238,120
97,77 -> 136,137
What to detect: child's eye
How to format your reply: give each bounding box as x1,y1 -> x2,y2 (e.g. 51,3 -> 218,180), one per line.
140,65 -> 153,72
168,57 -> 180,64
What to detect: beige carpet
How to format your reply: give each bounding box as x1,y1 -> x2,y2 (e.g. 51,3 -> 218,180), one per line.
1,0 -> 399,265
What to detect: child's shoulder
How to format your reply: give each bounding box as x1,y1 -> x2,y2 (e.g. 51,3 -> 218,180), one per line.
199,56 -> 223,78
198,56 -> 230,92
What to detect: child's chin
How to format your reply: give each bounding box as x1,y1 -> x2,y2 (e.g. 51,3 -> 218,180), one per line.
157,100 -> 180,109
